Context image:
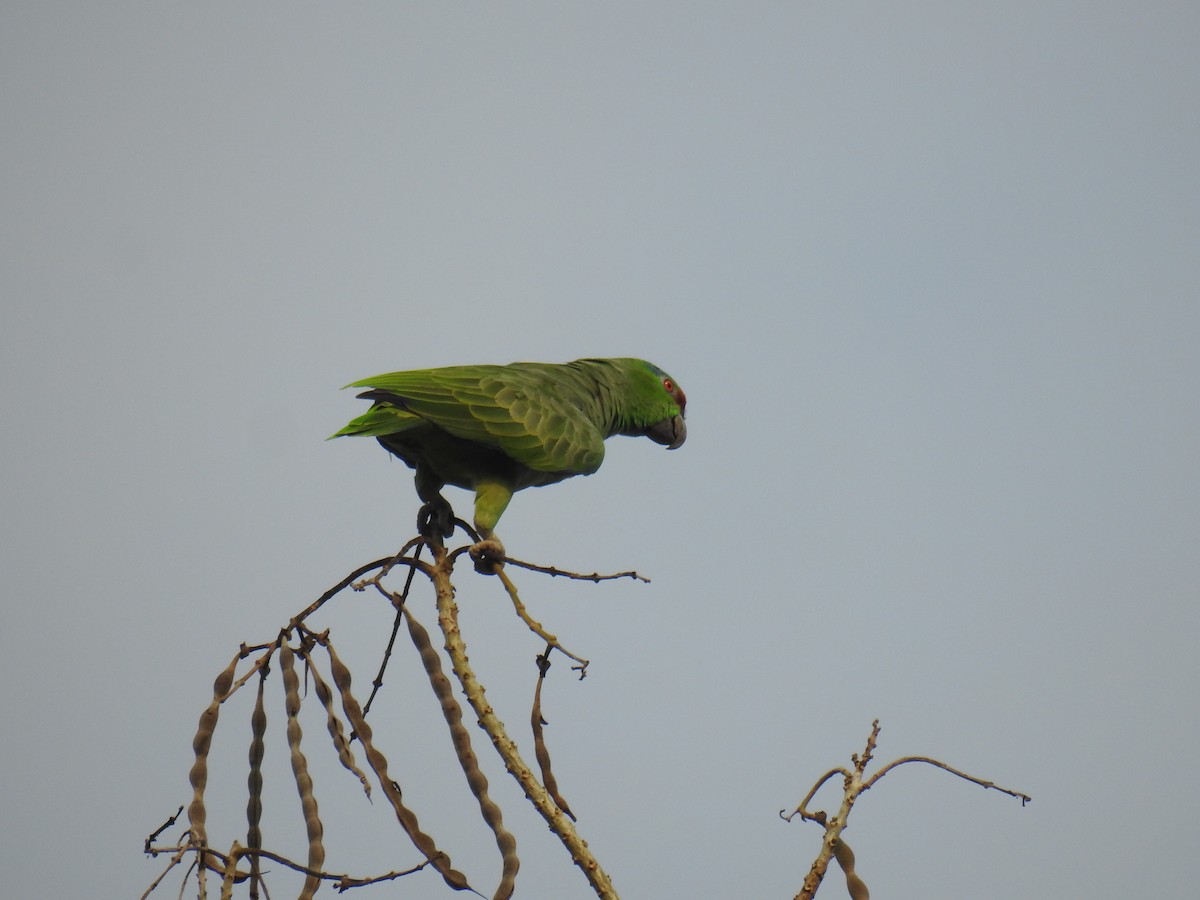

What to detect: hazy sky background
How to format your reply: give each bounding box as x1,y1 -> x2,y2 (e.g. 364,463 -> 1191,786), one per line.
3,3 -> 1197,898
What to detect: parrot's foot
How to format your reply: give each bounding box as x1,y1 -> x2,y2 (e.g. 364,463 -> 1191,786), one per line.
469,539 -> 506,575
417,496 -> 455,543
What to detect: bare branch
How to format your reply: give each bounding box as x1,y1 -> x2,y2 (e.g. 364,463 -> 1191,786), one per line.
501,555 -> 650,583
138,839 -> 190,900
361,543 -> 423,716
143,806 -> 184,854
148,843 -> 442,892
780,768 -> 850,824
288,557 -> 397,627
864,755 -> 1032,804
495,567 -> 590,671
786,720 -> 1030,900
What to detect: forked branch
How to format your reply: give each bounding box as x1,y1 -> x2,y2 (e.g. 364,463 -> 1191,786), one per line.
782,720 -> 1030,900
146,529 -> 640,900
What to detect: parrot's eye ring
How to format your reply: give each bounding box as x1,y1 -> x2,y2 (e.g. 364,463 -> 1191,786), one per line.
663,379 -> 674,393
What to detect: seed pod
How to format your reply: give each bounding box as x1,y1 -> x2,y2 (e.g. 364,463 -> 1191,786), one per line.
833,838 -> 869,900
246,671 -> 267,898
188,651 -> 241,860
406,605 -> 519,899
531,652 -> 575,821
325,639 -> 472,893
301,650 -> 371,799
280,641 -> 325,900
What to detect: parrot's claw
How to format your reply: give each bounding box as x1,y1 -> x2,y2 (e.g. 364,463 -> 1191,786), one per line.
417,497 -> 455,543
469,539 -> 506,574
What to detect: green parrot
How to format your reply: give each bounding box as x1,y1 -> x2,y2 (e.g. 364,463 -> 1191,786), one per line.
331,357 -> 687,561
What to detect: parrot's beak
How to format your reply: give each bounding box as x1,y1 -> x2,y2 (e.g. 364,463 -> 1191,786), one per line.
645,414 -> 686,450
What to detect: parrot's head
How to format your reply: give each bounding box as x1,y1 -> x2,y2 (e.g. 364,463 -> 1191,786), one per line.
628,360 -> 687,450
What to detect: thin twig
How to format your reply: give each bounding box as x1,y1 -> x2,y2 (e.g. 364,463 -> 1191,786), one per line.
780,769 -> 850,825
138,839 -> 190,900
864,756 -> 1032,805
495,568 -> 590,671
362,543 -> 424,717
144,806 -> 184,854
215,645 -> 275,706
290,556 -> 418,630
148,843 -> 442,891
504,557 -> 649,583
784,720 -> 1030,900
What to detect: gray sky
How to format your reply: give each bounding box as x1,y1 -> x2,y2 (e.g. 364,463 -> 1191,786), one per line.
3,3 -> 1197,898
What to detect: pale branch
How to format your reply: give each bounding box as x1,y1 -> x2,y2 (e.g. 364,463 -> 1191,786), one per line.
138,837 -> 191,900
220,840 -> 243,899
783,720 -> 1030,900
495,567 -> 590,671
864,756 -> 1032,804
429,541 -> 619,899
782,768 -> 851,826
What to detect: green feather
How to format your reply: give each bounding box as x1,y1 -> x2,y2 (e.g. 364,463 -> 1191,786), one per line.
331,358 -> 687,545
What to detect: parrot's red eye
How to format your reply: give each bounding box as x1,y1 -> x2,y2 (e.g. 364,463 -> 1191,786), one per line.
663,379 -> 674,392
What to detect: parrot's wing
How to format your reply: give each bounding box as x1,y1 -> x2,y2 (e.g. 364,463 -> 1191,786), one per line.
346,366 -> 606,475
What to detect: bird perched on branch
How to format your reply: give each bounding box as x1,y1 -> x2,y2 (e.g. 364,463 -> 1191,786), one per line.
331,357 -> 687,567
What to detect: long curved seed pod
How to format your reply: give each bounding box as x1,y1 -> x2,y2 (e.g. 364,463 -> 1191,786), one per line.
531,652 -> 575,821
299,649 -> 372,799
188,650 -> 242,878
325,639 -> 472,893
280,641 -> 325,900
405,604 -> 519,900
246,671 -> 267,898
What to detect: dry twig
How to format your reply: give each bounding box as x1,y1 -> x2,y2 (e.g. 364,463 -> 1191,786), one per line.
495,567 -> 590,672
782,720 -> 1030,899
146,524 -> 645,900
